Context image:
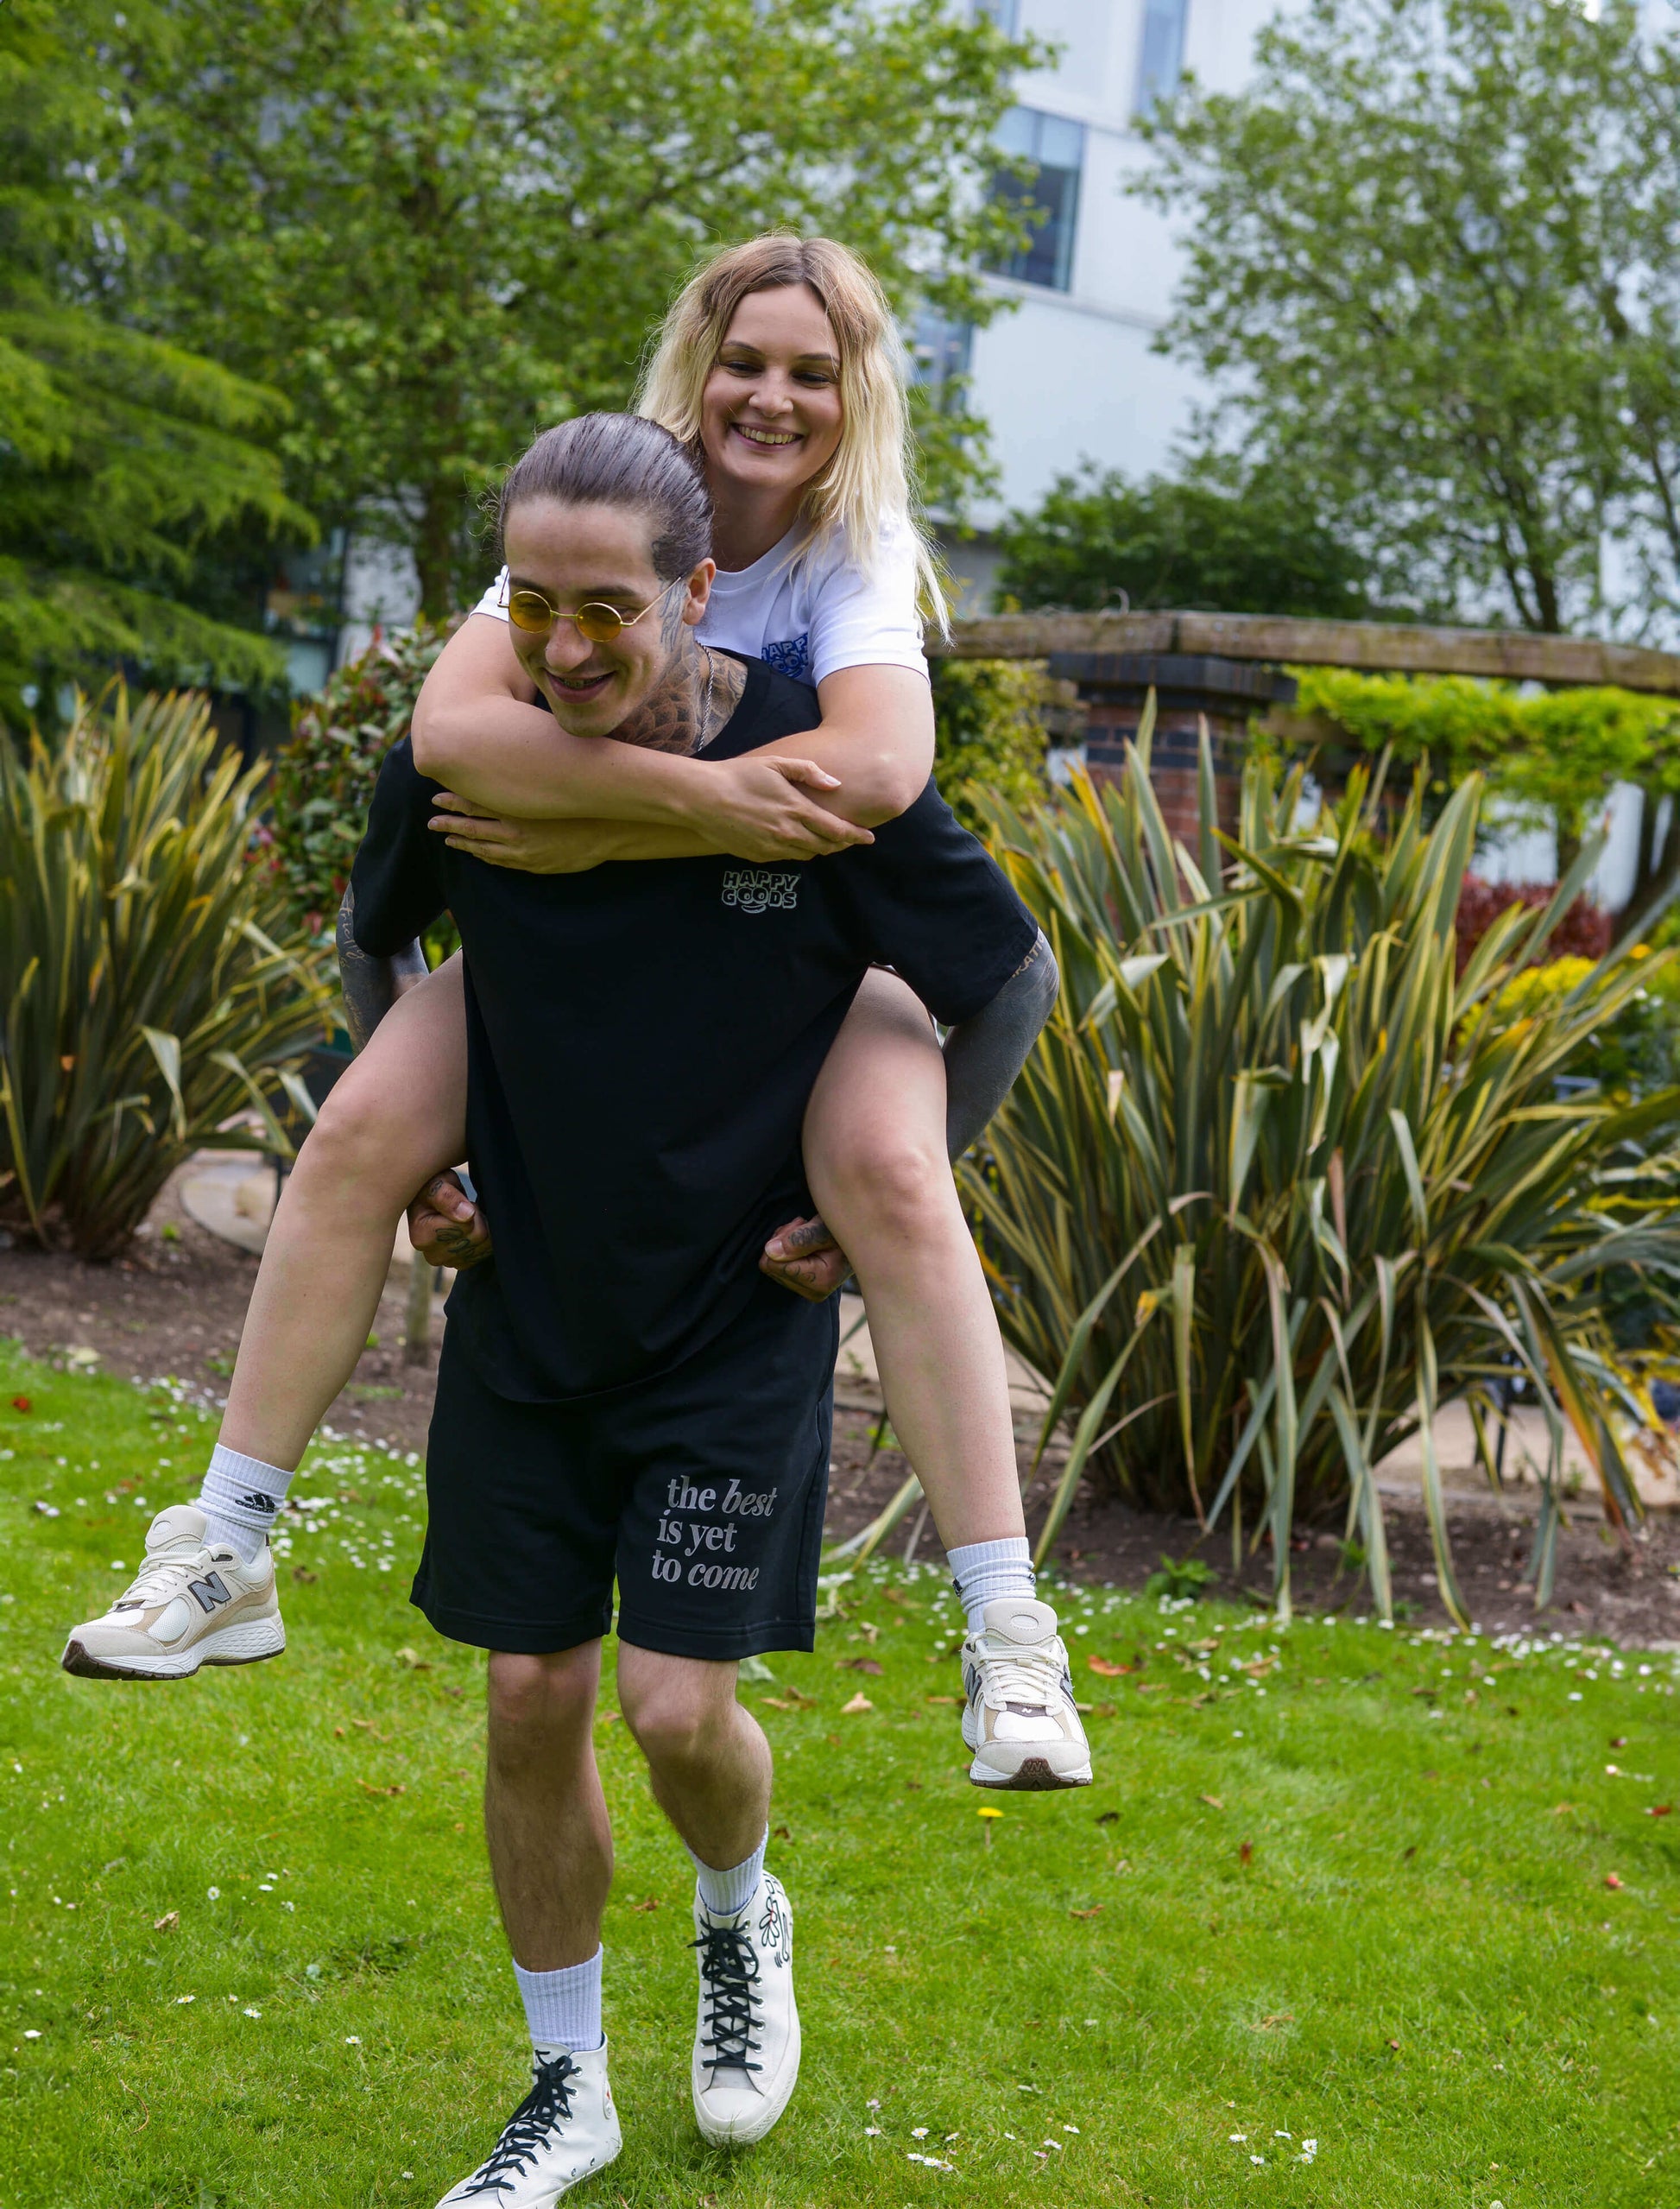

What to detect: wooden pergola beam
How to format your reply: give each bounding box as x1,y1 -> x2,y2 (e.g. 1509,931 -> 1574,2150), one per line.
932,609 -> 1680,699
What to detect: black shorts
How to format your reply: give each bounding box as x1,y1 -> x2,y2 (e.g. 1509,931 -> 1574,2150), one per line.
411,1274 -> 838,1661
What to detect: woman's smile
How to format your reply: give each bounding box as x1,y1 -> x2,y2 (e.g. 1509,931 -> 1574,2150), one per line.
729,420 -> 803,451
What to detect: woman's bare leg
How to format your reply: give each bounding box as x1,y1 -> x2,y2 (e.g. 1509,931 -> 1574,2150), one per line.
799,970 -> 1024,1549
218,956 -> 470,1470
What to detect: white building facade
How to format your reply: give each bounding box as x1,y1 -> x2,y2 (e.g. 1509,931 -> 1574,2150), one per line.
939,0 -> 1282,608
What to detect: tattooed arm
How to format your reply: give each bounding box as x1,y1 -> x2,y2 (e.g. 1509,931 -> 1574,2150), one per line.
335,886 -> 429,1051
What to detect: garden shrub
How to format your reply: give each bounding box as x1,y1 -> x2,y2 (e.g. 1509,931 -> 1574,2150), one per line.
963,715 -> 1680,1617
0,687 -> 332,1256
268,621 -> 451,935
929,656 -> 1051,831
1455,876 -> 1611,976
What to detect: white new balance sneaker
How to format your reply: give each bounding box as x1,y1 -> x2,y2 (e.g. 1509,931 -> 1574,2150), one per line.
60,1504 -> 284,1681
962,1595 -> 1092,1790
436,2042 -> 620,2206
691,1871 -> 800,2147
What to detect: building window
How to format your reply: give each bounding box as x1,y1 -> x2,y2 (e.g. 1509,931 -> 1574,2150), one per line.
910,309 -> 974,408
1134,0 -> 1190,115
988,106 -> 1084,293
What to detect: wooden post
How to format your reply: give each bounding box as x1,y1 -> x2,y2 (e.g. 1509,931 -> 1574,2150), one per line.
403,1252 -> 435,1366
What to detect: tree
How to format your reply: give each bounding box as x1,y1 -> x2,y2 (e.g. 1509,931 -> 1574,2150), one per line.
1134,0 -> 1680,638
994,461 -> 1371,617
109,0 -> 1035,621
0,1 -> 308,730
1288,667 -> 1680,925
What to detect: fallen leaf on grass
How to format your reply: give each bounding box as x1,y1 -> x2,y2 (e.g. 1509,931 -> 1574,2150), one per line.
1257,2013 -> 1294,2029
629,1898 -> 660,1913
152,1911 -> 179,1933
1096,1810 -> 1119,1826
291,1567 -> 318,1585
1648,1804 -> 1673,1818
596,1711 -> 620,1725
839,1657 -> 884,1674
1239,1840 -> 1254,1865
773,1824 -> 792,1840
925,1694 -> 957,1706
1386,2038 -> 1400,2052
840,1692 -> 874,1715
1087,1656 -> 1127,1677
1200,1794 -> 1226,1811
395,1647 -> 430,1670
1070,1904 -> 1104,1920
1604,1872 -> 1625,1890
358,1781 -> 407,1797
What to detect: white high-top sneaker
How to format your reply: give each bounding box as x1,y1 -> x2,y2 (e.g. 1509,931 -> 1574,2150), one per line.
690,1871 -> 800,2147
60,1504 -> 284,1680
961,1595 -> 1092,1790
436,2042 -> 620,2206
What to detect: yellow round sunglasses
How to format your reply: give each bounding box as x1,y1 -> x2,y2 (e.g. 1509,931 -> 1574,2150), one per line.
503,573 -> 685,644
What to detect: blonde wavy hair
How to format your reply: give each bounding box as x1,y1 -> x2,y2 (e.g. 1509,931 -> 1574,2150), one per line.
635,233 -> 948,631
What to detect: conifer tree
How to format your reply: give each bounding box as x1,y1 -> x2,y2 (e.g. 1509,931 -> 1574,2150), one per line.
0,0 -> 310,728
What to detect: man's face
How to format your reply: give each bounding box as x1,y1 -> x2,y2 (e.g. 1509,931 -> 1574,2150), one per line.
502,499 -> 713,738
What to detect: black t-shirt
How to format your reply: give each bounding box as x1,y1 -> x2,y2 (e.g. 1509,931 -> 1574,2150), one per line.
350,655 -> 1039,1404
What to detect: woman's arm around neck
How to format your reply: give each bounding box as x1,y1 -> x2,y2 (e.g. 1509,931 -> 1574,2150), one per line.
412,616 -> 932,829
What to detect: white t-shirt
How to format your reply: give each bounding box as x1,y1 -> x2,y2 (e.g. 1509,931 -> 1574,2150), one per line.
471,516 -> 928,690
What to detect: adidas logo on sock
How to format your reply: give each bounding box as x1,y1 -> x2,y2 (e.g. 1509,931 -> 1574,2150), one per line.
232,1490 -> 277,1514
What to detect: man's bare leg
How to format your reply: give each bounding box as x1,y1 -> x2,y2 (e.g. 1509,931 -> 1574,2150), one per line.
616,1643 -> 771,1872
435,1644 -> 620,2208
617,1643 -> 796,2144
485,1644 -> 614,1971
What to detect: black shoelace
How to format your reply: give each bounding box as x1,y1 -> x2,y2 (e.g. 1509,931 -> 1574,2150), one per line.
458,2051 -> 580,2194
692,1915 -> 763,2081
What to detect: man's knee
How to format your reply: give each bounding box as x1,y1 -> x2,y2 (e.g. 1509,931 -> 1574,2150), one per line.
619,1656 -> 732,1771
487,1646 -> 599,1748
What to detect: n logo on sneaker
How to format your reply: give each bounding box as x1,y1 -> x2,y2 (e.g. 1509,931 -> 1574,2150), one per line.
187,1572 -> 233,1614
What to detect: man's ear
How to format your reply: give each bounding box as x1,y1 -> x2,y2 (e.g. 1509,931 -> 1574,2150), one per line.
681,558 -> 717,627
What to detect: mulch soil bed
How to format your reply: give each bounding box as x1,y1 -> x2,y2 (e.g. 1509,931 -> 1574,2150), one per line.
5,1197 -> 1678,1647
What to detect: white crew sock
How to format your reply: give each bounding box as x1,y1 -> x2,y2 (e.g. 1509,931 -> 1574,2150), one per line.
197,1443 -> 294,1563
688,1826 -> 767,1920
947,1536 -> 1038,1636
513,1946 -> 604,2054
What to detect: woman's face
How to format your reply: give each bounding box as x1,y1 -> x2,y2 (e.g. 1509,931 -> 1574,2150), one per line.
698,283 -> 845,509
501,497 -> 711,738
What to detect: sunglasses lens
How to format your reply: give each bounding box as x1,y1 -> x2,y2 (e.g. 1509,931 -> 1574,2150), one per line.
573,604 -> 624,645
506,591 -> 553,634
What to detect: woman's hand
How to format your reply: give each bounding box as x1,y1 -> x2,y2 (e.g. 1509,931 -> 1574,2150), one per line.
684,756 -> 875,862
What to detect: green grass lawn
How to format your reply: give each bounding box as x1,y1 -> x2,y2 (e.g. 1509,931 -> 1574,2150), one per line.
2,1342 -> 1677,2209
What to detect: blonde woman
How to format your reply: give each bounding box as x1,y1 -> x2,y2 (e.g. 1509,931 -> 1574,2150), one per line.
62,237 -> 1090,1797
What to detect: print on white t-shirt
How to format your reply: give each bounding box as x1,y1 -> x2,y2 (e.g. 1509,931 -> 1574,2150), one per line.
475,518 -> 927,689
